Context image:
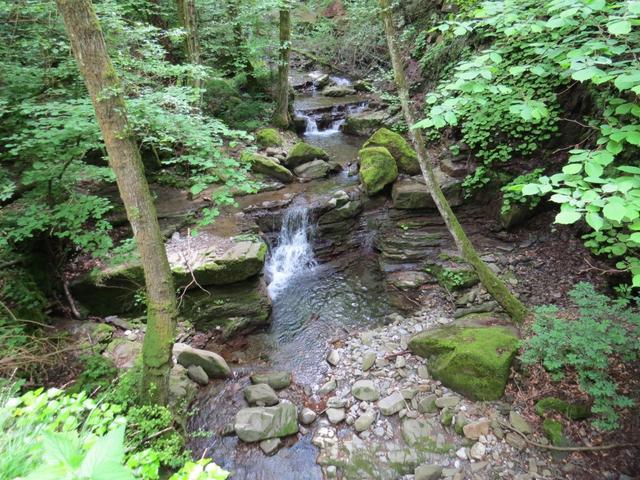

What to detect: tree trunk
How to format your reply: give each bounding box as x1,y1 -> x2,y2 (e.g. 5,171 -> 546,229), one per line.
378,0 -> 528,323
176,0 -> 201,87
56,0 -> 178,403
272,9 -> 291,129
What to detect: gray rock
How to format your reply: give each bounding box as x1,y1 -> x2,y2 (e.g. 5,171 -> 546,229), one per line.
234,402 -> 299,442
417,366 -> 430,379
402,418 -> 437,446
354,410 -> 376,432
259,438 -> 281,456
361,351 -> 377,371
378,391 -> 405,416
463,418 -> 490,440
435,395 -> 460,409
418,394 -> 438,414
244,384 -> 279,406
506,432 -> 527,450
186,365 -> 209,386
318,378 -> 337,395
177,346 -> 231,379
415,464 -> 443,480
352,380 -> 380,401
327,350 -> 341,366
509,411 -> 532,434
250,371 -> 292,390
327,397 -> 347,408
326,408 -> 345,424
401,388 -> 418,400
300,407 -> 317,425
470,441 -> 486,460
294,159 -> 332,179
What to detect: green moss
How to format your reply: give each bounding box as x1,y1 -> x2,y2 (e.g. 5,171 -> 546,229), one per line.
358,146 -> 398,196
535,397 -> 591,420
241,150 -> 293,183
409,326 -> 519,400
255,128 -> 283,148
542,419 -> 565,446
285,142 -> 329,168
364,128 -> 420,175
425,264 -> 479,291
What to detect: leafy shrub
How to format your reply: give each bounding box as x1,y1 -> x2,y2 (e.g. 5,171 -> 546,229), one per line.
68,354 -> 118,396
521,282 -> 640,430
0,386 -> 229,479
500,168 -> 545,215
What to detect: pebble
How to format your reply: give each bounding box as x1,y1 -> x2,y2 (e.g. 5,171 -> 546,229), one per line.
455,447 -> 467,460
355,410 -> 376,432
259,438 -> 281,456
327,350 -> 341,366
300,407 -> 317,425
470,442 -> 486,460
326,408 -> 345,424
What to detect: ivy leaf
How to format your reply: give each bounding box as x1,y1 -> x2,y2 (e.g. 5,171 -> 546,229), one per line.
607,20 -> 632,35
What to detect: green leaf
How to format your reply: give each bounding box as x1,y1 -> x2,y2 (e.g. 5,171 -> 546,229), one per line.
602,202 -> 626,222
555,208 -> 582,224
563,163 -> 582,174
585,162 -> 603,178
571,67 -> 602,82
522,184 -> 540,195
629,232 -> 640,243
607,20 -> 632,35
626,131 -> 640,145
586,212 -> 604,231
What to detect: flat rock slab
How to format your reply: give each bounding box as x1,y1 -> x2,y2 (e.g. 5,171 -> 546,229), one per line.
234,402 -> 299,442
379,391 -> 405,416
391,170 -> 463,210
176,345 -> 231,379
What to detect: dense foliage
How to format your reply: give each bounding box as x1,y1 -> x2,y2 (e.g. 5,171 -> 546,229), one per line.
522,282 -> 639,430
416,0 -> 640,287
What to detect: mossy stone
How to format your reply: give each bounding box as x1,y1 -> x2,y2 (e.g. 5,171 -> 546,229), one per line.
542,419 -> 565,446
241,151 -> 293,183
285,142 -> 329,168
358,146 -> 398,196
255,128 -> 283,148
364,128 -> 420,174
409,326 -> 519,400
535,397 -> 591,420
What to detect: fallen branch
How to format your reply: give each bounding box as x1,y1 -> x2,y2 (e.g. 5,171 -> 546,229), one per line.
499,421 -> 639,452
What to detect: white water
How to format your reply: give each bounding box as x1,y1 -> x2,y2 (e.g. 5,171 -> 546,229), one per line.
266,202 -> 317,298
297,102 -> 368,137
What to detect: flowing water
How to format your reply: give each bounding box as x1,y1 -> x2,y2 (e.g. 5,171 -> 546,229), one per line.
187,81 -> 392,479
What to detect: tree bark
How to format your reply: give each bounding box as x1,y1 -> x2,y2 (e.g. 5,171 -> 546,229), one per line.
272,9 -> 291,128
56,0 -> 178,403
378,0 -> 528,323
176,0 -> 201,87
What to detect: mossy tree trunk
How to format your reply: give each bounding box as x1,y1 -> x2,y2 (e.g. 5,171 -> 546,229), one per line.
56,0 -> 178,404
272,8 -> 291,129
378,0 -> 528,323
176,0 -> 201,88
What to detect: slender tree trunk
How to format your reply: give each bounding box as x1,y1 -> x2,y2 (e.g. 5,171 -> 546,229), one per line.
176,0 -> 201,88
56,0 -> 178,403
272,8 -> 291,128
378,0 -> 528,323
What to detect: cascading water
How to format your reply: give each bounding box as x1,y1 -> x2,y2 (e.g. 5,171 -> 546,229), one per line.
265,201 -> 317,298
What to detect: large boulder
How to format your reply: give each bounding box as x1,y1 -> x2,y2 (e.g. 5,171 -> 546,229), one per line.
391,170 -> 463,210
364,128 -> 420,175
255,128 -> 283,148
342,110 -> 389,136
181,277 -> 272,337
170,235 -> 267,287
241,151 -> 294,183
294,159 -> 332,179
285,142 -> 330,169
408,326 -> 518,400
234,402 -> 299,442
359,146 -> 398,196
176,345 -> 231,378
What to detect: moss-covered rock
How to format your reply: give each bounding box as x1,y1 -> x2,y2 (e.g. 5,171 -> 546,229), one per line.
358,146 -> 398,196
241,151 -> 293,183
181,277 -> 272,337
364,128 -> 420,175
342,110 -> 389,136
542,419 -> 565,446
255,128 -> 283,148
409,326 -> 519,400
285,142 -> 330,169
535,397 -> 591,420
424,264 -> 479,291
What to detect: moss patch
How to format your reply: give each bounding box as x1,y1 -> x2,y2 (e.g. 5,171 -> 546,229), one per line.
285,142 -> 329,168
255,128 -> 283,148
358,146 -> 398,196
542,419 -> 566,446
409,326 -> 519,400
535,397 -> 591,420
364,127 -> 420,174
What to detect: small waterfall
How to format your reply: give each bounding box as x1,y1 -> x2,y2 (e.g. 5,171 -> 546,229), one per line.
266,201 -> 317,298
